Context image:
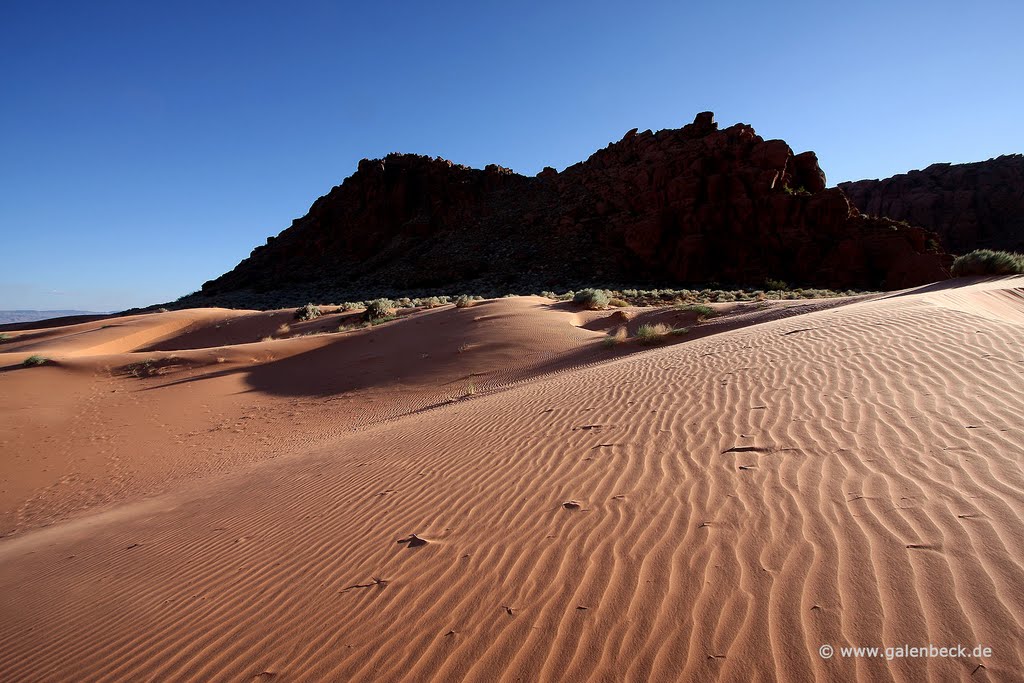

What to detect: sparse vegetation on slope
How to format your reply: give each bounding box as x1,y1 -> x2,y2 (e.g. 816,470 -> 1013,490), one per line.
151,283 -> 865,314
22,355 -> 50,367
677,303 -> 717,320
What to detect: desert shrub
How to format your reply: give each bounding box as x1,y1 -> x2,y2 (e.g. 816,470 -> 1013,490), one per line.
23,355 -> 50,367
608,297 -> 629,308
341,301 -> 362,311
275,323 -> 291,336
295,303 -> 322,321
454,295 -> 473,308
396,297 -> 413,308
603,326 -> 628,348
421,296 -> 443,308
951,250 -> 1024,277
573,288 -> 610,310
764,278 -> 788,291
0,333 -> 10,342
364,298 -> 395,321
125,359 -> 156,377
635,323 -> 673,344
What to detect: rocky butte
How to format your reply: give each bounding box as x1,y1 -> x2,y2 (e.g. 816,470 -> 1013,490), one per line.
840,154 -> 1024,255
188,112 -> 949,308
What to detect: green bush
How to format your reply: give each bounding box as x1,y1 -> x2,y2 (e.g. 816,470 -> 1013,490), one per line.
454,295 -> 473,308
573,288 -> 610,309
23,355 -> 50,367
951,250 -> 1024,277
764,278 -> 788,291
340,301 -> 362,311
364,298 -> 395,321
295,303 -> 322,321
608,297 -> 629,308
0,333 -> 10,343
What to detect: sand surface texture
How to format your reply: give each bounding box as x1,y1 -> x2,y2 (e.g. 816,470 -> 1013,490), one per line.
1,279 -> 1022,681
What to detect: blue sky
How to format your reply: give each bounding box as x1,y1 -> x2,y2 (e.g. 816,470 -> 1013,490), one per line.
2,1 -> 1021,311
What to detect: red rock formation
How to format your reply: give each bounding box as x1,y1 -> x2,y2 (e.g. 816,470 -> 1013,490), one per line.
840,155 -> 1024,254
193,113 -> 949,307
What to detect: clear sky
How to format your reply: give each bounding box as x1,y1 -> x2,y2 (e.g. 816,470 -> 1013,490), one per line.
2,1 -> 1021,311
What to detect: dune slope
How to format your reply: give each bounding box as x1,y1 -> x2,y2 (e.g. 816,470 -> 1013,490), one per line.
1,279 -> 1022,681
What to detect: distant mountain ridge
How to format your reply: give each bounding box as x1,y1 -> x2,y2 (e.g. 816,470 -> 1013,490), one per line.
840,154 -> 1024,254
0,310 -> 106,325
180,112 -> 949,309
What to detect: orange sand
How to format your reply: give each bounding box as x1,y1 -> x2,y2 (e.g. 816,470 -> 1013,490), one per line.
1,279 -> 1022,681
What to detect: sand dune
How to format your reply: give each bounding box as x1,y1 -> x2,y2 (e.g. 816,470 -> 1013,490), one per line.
1,279 -> 1022,681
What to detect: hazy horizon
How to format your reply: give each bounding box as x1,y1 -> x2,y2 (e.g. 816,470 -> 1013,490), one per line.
2,1 -> 1022,310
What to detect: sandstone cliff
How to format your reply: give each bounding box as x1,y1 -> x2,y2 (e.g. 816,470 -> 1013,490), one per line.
840,155 -> 1024,254
189,113 -> 948,307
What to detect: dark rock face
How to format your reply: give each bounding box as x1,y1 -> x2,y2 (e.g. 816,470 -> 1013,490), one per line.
194,113 -> 949,306
840,155 -> 1024,254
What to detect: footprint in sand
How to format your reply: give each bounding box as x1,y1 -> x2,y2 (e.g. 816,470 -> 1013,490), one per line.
341,576 -> 389,592
722,445 -> 771,454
